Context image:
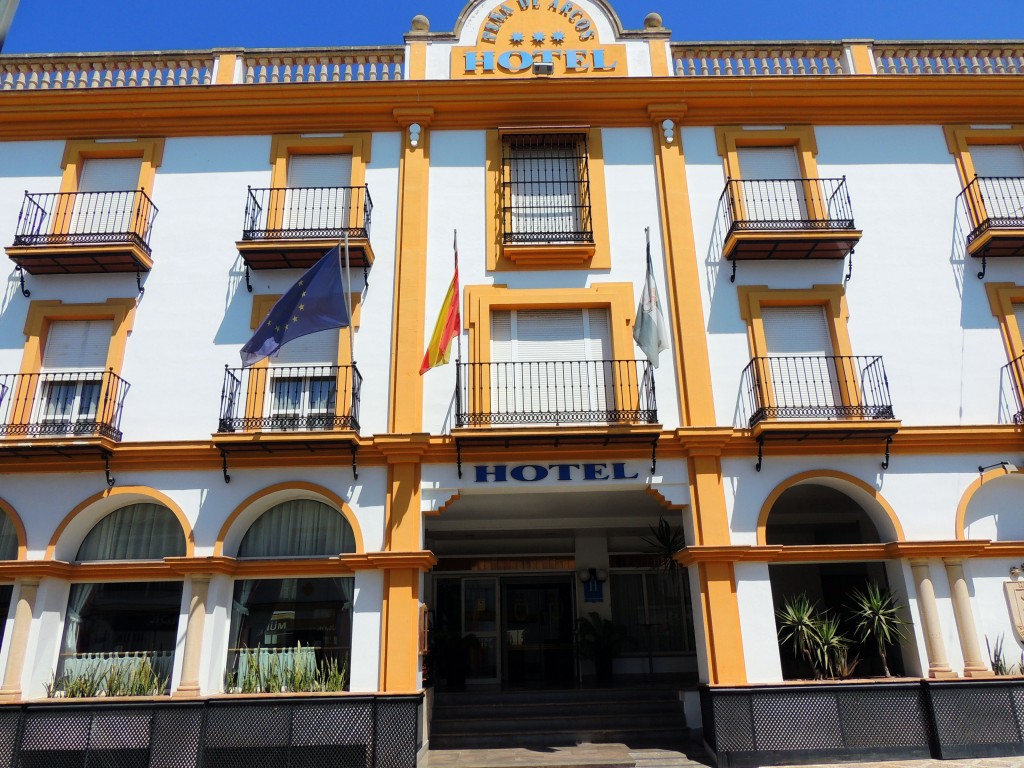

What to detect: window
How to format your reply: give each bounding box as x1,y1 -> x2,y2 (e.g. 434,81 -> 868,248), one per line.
736,146 -> 808,222
54,502 -> 187,695
945,126 -> 1024,243
761,306 -> 841,412
485,129 -> 610,270
68,157 -> 145,236
610,570 -> 694,654
237,499 -> 356,559
282,153 -> 354,232
502,134 -> 591,244
36,320 -> 111,433
266,329 -> 341,431
984,282 -> 1024,421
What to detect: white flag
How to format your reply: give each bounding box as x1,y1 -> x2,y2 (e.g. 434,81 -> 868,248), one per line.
633,229 -> 669,368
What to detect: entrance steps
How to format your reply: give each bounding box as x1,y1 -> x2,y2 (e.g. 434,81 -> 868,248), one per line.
429,687 -> 692,751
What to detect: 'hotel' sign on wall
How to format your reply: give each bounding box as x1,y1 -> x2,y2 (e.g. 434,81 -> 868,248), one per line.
454,0 -> 626,78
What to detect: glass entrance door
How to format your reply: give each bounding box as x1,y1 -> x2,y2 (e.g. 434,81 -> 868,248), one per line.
462,578 -> 499,683
502,578 -> 574,687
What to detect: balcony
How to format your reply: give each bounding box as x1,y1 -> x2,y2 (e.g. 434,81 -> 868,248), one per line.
236,185 -> 374,271
959,176 -> 1024,262
717,177 -> 861,267
455,360 -> 657,428
6,190 -> 158,274
740,355 -> 897,442
0,369 -> 130,442
1007,353 -> 1024,425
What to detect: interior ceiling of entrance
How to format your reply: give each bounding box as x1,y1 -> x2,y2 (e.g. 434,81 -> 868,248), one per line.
425,489 -> 674,557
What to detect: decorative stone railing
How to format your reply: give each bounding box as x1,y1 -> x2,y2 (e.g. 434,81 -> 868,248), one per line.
243,48 -> 404,83
872,43 -> 1024,74
0,53 -> 214,90
672,43 -> 846,76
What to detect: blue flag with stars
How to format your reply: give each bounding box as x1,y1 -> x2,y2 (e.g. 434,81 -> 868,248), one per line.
240,245 -> 351,367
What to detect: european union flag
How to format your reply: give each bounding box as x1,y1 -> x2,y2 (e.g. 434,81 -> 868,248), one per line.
240,246 -> 351,367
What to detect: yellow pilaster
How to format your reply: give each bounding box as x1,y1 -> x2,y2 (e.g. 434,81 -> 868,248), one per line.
389,108 -> 434,435
379,435 -> 431,693
0,578 -> 39,702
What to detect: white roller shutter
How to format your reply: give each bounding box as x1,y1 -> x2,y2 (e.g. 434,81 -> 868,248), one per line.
285,154 -> 353,230
1014,303 -> 1024,356
41,320 -> 113,371
268,328 -> 339,366
737,146 -> 807,221
970,145 -> 1024,178
78,158 -> 143,192
760,306 -> 838,411
509,148 -> 580,238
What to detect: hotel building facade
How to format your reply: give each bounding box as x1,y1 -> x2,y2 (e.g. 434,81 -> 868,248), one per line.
0,1 -> 1023,764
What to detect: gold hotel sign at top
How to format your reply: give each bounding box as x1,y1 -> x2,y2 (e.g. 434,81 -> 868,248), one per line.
453,0 -> 627,78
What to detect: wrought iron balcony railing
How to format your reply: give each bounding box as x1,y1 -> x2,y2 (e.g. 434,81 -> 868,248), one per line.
720,177 -> 855,234
455,360 -> 657,428
12,190 -> 158,253
959,176 -> 1024,245
0,369 -> 130,441
218,364 -> 362,433
740,355 -> 894,427
241,185 -> 372,242
1006,353 -> 1024,425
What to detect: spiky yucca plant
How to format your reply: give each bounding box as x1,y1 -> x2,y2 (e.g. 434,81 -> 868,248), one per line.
776,593 -> 822,677
848,582 -> 907,677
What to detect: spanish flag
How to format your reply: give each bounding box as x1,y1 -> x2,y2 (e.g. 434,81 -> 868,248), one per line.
419,260 -> 460,375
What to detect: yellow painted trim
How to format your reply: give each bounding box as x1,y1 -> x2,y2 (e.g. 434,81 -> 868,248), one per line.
985,282 -> 1024,358
464,282 -> 635,365
407,41 -> 427,81
944,124 -> 1024,186
45,486 -> 194,560
215,53 -> 238,85
955,465 -> 1021,541
0,497 -> 28,561
484,128 -> 611,272
737,284 -> 852,359
214,481 -> 364,557
847,43 -> 875,75
754,469 -> 906,546
647,40 -> 670,77
59,138 -> 165,196
715,125 -> 820,181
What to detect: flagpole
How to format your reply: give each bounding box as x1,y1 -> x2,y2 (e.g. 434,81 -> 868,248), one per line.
343,232 -> 354,366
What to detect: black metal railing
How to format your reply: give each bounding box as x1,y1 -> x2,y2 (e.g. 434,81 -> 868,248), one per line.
455,360 -> 657,427
0,369 -> 130,440
0,694 -> 421,768
218,364 -> 362,433
959,176 -> 1024,245
1007,353 -> 1024,424
720,177 -> 855,233
741,355 -> 894,426
242,186 -> 372,241
12,190 -> 158,253
501,134 -> 593,244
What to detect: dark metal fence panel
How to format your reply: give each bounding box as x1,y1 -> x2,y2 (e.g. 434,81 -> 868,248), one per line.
0,369 -> 130,440
720,177 -> 855,233
740,355 -> 894,426
500,134 -> 593,244
0,695 -> 420,768
1007,353 -> 1024,424
218,364 -> 362,433
13,190 -> 158,253
960,176 -> 1024,244
455,359 -> 657,427
242,186 -> 372,241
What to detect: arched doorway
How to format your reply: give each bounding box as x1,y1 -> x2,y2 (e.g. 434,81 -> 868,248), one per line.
765,482 -> 905,679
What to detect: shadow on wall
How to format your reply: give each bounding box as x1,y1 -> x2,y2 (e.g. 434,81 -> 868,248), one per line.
963,474 -> 1024,541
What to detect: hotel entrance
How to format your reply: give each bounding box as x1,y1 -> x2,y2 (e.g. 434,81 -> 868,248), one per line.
433,575 -> 576,688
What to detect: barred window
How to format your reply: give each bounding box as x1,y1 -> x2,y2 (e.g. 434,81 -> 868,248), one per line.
501,133 -> 593,244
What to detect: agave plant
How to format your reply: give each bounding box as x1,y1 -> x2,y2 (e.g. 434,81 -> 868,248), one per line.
813,613 -> 850,679
641,517 -> 686,571
848,582 -> 907,677
776,593 -> 821,676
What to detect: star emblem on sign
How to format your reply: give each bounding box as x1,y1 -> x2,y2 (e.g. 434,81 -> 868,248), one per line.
510,32 -> 524,45
531,32 -> 545,45
551,31 -> 565,43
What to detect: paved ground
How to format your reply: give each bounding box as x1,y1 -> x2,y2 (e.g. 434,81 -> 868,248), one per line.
425,743 -> 1024,768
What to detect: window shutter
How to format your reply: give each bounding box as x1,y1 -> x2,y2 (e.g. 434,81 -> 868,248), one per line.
1014,303 -> 1024,355
514,309 -> 587,362
78,158 -> 143,192
761,306 -> 834,356
970,145 -> 1024,178
268,328 -> 340,366
491,311 -> 513,363
737,147 -> 802,180
287,155 -> 352,188
41,320 -> 113,371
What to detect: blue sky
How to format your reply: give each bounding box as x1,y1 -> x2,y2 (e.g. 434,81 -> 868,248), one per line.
5,0 -> 1024,54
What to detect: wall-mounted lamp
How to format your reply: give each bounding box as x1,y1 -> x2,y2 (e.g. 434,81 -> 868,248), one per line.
979,461 -> 1019,477
533,61 -> 554,76
577,567 -> 607,584
661,118 -> 675,144
408,123 -> 422,148
1010,564 -> 1023,579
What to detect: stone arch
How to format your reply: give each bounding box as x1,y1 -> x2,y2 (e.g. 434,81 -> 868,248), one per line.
957,467 -> 1024,541
47,487 -> 193,561
216,481 -> 364,557
0,496 -> 28,560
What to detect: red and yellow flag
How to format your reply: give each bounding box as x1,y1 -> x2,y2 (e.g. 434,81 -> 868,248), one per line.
419,266 -> 460,374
